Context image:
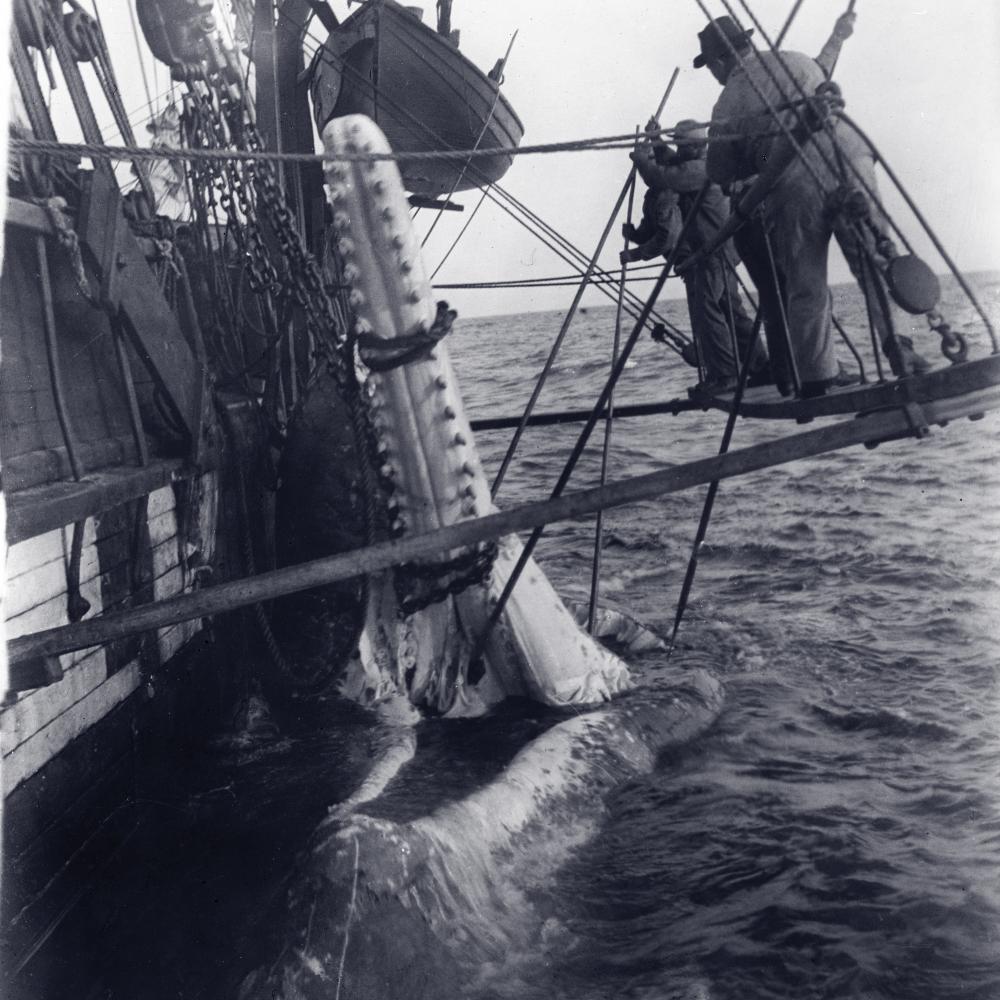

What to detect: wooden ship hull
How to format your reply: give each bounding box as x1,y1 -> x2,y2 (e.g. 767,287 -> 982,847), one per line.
310,0 -> 524,197
1,3 -> 281,987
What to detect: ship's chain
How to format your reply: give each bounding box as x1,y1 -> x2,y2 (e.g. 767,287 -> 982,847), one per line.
186,75 -> 494,628
395,542 -> 498,617
184,74 -> 392,687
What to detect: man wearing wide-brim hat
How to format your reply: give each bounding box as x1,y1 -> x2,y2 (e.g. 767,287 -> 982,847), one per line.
695,12 -> 930,396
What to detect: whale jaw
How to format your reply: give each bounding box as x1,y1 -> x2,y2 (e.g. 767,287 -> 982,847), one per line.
320,114 -> 630,718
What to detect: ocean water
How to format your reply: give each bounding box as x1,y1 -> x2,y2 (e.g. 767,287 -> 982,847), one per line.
445,271 -> 1000,1000
18,274 -> 1000,1000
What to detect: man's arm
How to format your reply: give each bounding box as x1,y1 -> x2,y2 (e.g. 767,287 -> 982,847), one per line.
630,146 -> 663,188
706,126 -> 740,187
816,11 -> 856,77
644,157 -> 707,194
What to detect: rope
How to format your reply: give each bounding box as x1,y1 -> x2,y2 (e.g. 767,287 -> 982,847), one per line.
481,185 -> 686,341
775,0 -> 807,48
429,185 -> 490,281
421,29 -> 518,248
667,305 -> 765,656
8,125 -> 778,167
434,273 -> 671,291
469,184 -> 711,662
588,129 -> 641,633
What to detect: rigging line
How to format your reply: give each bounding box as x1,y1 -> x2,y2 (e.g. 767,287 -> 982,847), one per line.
666,302 -> 765,657
96,81 -> 176,143
438,259 -> 668,285
472,182 -> 686,344
434,273 -> 672,290
491,169 -> 635,499
728,0 -> 911,253
774,0 -> 807,49
429,185 -> 490,280
838,113 -> 998,353
469,184 -> 711,663
9,134 -> 653,163
589,128 -> 641,635
491,70 -> 682,500
482,181 -> 684,335
421,29 -> 518,248
295,12 -> 686,335
126,0 -> 155,122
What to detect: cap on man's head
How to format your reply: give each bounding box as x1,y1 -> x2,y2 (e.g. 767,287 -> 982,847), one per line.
674,119 -> 708,145
693,15 -> 755,68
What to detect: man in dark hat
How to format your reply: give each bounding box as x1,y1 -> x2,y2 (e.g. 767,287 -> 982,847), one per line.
636,117 -> 765,391
694,11 -> 929,397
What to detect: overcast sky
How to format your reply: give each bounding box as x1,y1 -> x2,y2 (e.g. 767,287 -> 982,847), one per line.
5,1 -> 999,319
383,0 -> 1000,318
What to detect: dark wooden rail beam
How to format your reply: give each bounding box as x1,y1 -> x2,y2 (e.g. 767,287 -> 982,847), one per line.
8,383 -> 999,668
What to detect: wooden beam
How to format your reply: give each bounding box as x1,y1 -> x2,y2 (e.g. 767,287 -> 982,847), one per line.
7,383 -> 999,668
4,198 -> 55,235
5,459 -> 188,545
77,170 -> 209,458
470,398 -> 702,432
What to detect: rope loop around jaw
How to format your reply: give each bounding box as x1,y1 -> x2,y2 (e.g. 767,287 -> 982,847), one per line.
356,301 -> 457,373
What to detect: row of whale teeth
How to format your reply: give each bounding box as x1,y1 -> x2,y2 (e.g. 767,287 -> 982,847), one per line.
365,369 -> 481,525
323,119 -> 483,526
325,126 -> 424,314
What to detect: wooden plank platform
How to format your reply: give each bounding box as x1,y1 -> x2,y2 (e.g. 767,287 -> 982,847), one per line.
687,354 -> 1000,422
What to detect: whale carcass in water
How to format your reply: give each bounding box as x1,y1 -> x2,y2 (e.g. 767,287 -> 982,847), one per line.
238,116 -> 725,1000
274,113 -> 630,717
239,671 -> 724,999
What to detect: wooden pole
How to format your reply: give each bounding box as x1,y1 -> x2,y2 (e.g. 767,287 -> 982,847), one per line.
588,127 -> 641,633
491,68 -> 680,498
470,397 -> 702,431
8,385 -> 998,668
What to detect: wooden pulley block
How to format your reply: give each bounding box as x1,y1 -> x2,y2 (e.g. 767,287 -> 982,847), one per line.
885,254 -> 941,315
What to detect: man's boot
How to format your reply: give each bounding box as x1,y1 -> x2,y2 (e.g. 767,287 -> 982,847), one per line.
883,335 -> 932,377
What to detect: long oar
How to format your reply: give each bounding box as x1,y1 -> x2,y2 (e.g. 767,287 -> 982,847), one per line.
775,0 -> 806,48
666,307 -> 764,655
587,127 -> 641,633
491,68 -> 680,498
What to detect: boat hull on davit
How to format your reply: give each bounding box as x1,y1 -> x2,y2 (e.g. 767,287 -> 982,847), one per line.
310,0 -> 524,197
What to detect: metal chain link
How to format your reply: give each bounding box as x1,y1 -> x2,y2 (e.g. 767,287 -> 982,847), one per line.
395,542 -> 498,617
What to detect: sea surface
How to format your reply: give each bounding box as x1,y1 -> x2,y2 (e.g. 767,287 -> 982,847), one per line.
22,273 -> 1000,1000
447,271 -> 1000,1000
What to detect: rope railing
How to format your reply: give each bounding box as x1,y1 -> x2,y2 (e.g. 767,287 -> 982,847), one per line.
434,273 -> 672,290
7,125 -> 780,167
